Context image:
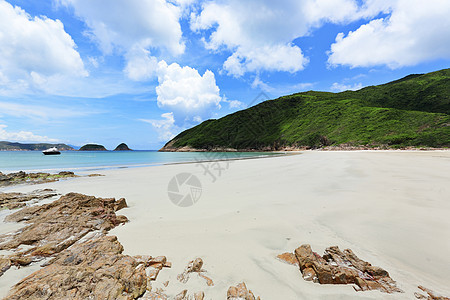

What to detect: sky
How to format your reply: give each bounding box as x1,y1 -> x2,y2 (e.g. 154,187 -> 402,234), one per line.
0,0 -> 449,150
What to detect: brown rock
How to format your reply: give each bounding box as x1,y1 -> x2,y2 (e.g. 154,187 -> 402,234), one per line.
0,192 -> 132,277
177,257 -> 204,283
415,285 -> 450,300
114,197 -> 128,211
199,273 -> 214,286
227,282 -> 261,300
0,258 -> 12,276
277,252 -> 298,266
6,235 -> 148,300
0,171 -> 78,187
0,189 -> 57,210
175,290 -> 188,300
194,291 -> 205,300
287,244 -> 403,294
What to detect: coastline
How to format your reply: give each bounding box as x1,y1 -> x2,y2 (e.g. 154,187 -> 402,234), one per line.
1,151 -> 449,298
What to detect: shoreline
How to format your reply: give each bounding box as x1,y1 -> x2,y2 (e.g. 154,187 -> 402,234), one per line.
1,151 -> 449,298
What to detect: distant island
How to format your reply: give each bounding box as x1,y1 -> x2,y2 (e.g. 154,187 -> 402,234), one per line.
161,68 -> 450,151
0,141 -> 74,151
79,144 -> 107,151
114,143 -> 132,151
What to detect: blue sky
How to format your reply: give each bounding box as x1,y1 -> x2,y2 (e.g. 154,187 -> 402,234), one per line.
0,0 -> 449,150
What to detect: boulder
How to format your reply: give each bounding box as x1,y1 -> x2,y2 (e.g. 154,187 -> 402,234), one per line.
279,244 -> 403,294
227,282 -> 260,300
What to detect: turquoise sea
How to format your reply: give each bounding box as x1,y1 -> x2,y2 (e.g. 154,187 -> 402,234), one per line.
0,151 -> 278,172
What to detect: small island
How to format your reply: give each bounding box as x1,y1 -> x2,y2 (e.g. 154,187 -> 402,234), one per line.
114,143 -> 132,151
78,144 -> 107,151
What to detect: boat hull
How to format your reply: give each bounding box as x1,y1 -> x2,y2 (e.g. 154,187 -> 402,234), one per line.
43,151 -> 61,155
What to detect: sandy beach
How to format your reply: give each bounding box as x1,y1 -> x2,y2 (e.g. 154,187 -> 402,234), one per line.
1,151 -> 449,299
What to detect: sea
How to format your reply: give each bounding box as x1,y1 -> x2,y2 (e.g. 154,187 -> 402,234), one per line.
0,151 -> 279,173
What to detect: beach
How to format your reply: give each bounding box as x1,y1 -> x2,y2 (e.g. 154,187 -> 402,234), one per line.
1,151 -> 449,299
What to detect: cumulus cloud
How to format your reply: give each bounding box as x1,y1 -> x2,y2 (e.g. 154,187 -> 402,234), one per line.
156,61 -> 222,125
330,82 -> 363,92
190,0 -> 373,76
57,0 -> 185,77
0,0 -> 87,94
328,0 -> 450,68
140,112 -> 178,141
0,124 -> 58,143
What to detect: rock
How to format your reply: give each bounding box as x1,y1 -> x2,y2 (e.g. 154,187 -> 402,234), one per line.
114,197 -> 128,211
175,290 -> 188,300
277,252 -> 298,266
0,189 -> 58,210
0,257 -> 12,277
6,235 -> 149,300
415,285 -> 450,300
194,291 -> 205,300
177,257 -> 204,283
227,282 -> 261,300
114,143 -> 132,151
177,258 -> 214,287
147,256 -> 170,281
87,173 -> 104,177
0,193 -> 129,274
0,171 -> 78,187
285,244 -> 403,294
57,171 -> 75,176
199,273 -> 214,286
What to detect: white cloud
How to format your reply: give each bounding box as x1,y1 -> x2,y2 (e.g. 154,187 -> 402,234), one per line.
328,0 -> 450,68
140,112 -> 178,141
330,82 -> 363,92
190,0 -> 374,76
0,0 -> 87,94
225,99 -> 246,109
57,0 -> 185,77
0,101 -> 100,120
0,124 -> 58,143
156,61 -> 222,125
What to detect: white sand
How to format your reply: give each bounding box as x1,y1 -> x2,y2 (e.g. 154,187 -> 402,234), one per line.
1,151 -> 449,299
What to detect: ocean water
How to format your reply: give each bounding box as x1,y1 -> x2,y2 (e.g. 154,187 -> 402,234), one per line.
0,151 -> 279,173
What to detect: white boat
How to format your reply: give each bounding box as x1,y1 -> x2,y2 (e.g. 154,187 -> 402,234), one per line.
42,147 -> 61,155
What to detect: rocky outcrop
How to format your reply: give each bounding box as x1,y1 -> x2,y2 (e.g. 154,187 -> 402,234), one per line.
0,189 -> 57,210
279,244 -> 403,294
6,235 -> 171,300
415,286 -> 450,300
78,143 -> 107,151
0,193 -> 129,274
227,282 -> 261,300
0,171 -> 77,187
114,143 -> 132,151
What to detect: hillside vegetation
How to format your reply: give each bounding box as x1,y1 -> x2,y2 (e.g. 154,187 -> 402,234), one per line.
0,142 -> 74,151
161,69 -> 450,151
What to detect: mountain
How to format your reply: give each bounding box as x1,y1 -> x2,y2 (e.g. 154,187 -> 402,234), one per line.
161,68 -> 450,151
79,144 -> 107,151
0,141 -> 74,151
113,143 -> 131,151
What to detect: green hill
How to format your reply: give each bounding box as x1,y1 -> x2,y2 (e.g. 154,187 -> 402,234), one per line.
0,142 -> 74,151
79,144 -> 107,151
161,68 -> 450,151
